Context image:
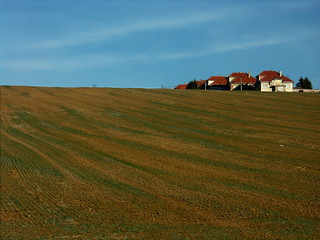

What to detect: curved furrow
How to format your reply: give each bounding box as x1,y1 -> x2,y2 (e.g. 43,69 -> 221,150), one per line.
1,127 -> 152,224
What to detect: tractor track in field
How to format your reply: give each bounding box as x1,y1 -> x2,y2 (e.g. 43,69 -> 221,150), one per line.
2,132 -> 133,221
1,128 -> 142,220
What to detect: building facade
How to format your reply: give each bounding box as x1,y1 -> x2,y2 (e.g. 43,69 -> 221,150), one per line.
228,72 -> 256,91
258,71 -> 294,92
175,70 -> 295,92
207,76 -> 228,90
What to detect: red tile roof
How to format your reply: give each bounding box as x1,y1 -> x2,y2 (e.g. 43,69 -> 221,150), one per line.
174,84 -> 188,89
259,71 -> 294,82
229,72 -> 256,84
207,76 -> 228,85
196,80 -> 206,87
175,80 -> 205,89
229,72 -> 248,78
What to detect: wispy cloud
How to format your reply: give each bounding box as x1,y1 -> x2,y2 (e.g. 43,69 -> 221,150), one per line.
4,56 -> 112,71
158,38 -> 290,60
4,37 -> 291,72
34,11 -> 224,49
213,39 -> 289,53
265,0 -> 318,9
3,54 -> 149,71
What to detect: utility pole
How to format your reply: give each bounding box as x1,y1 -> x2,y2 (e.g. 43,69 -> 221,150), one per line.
240,77 -> 243,91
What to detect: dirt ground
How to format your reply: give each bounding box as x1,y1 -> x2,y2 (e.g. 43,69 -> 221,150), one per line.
1,86 -> 319,239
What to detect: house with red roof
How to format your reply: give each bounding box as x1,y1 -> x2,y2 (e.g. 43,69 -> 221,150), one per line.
175,80 -> 206,89
228,72 -> 256,91
258,71 -> 294,92
207,76 -> 228,90
174,70 -> 295,92
174,83 -> 188,89
196,80 -> 206,89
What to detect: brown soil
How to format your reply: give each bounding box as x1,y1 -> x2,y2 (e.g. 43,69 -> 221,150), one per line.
1,86 -> 319,239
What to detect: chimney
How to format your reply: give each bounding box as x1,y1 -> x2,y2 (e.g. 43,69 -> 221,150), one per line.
248,71 -> 251,78
280,71 -> 282,77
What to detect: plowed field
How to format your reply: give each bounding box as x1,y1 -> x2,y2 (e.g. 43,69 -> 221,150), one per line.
1,86 -> 319,239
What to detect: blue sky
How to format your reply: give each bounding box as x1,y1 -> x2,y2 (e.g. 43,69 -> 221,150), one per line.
1,0 -> 320,88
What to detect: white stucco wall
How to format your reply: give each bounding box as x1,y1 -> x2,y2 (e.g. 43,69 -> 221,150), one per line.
229,76 -> 235,82
259,75 -> 294,92
272,79 -> 283,85
261,82 -> 271,92
284,82 -> 293,92
230,83 -> 239,90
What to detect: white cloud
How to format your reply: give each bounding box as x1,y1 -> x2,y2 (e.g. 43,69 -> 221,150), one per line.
34,11 -> 224,49
266,0 -> 318,9
213,39 -> 289,53
3,54 -> 148,71
4,37 -> 291,72
157,38 -> 290,60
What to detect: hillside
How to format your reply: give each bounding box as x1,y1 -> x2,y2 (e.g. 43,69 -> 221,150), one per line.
1,86 -> 319,239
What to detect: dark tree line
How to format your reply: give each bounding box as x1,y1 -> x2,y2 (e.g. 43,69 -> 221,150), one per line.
186,80 -> 199,89
296,77 -> 312,89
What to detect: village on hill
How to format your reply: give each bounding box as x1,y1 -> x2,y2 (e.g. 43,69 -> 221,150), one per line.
175,70 -> 297,92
